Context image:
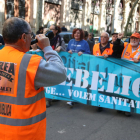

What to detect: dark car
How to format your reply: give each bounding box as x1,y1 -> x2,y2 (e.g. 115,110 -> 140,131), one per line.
59,32 -> 72,47
124,37 -> 130,43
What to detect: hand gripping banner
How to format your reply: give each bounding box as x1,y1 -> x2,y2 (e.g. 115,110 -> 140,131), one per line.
45,52 -> 140,114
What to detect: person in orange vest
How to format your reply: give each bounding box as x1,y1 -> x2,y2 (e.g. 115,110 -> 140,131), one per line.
113,32 -> 140,63
0,17 -> 67,140
93,32 -> 113,112
93,32 -> 113,58
112,32 -> 140,117
130,48 -> 140,61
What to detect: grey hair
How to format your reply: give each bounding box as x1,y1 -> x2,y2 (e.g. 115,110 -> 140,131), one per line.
101,32 -> 109,38
2,17 -> 30,44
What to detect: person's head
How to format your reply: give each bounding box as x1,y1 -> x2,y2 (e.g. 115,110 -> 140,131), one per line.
88,33 -> 93,40
49,25 -> 61,36
72,28 -> 84,41
112,33 -> 118,43
39,27 -> 44,34
100,32 -> 109,45
84,31 -> 88,41
2,17 -> 32,52
130,33 -> 140,48
43,28 -> 50,35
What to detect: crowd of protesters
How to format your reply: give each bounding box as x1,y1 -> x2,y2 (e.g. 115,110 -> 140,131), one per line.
1,23 -> 140,116
44,26 -> 140,117
1,24 -> 140,71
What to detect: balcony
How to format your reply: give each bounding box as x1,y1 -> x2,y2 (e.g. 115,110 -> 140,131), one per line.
44,0 -> 62,5
71,1 -> 83,10
91,6 -> 100,15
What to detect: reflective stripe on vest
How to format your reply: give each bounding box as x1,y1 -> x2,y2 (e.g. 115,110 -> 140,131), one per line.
0,91 -> 44,105
0,54 -> 45,105
93,43 -> 113,56
0,53 -> 45,126
121,43 -> 129,59
0,111 -> 46,126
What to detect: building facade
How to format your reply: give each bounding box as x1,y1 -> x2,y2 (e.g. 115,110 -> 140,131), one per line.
0,0 -> 140,36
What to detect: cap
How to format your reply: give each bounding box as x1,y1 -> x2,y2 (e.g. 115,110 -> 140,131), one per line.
112,32 -> 118,35
130,33 -> 140,39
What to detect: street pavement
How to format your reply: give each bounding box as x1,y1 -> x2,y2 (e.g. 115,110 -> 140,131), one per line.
46,101 -> 140,140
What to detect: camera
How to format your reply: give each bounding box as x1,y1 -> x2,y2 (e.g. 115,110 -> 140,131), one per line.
30,31 -> 54,45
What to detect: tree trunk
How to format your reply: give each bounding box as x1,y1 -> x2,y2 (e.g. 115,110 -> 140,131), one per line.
124,0 -> 139,36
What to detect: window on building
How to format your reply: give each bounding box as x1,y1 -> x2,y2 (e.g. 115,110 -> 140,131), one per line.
106,0 -> 113,34
44,0 -> 62,5
6,0 -> 25,19
6,0 -> 14,19
91,0 -> 100,14
71,0 -> 83,10
19,0 -> 25,19
118,0 -> 123,20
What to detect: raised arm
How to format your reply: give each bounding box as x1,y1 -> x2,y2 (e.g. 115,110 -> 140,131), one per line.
34,34 -> 67,88
112,33 -> 124,58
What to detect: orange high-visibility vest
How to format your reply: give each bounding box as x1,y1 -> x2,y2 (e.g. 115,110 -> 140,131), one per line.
121,43 -> 140,60
0,46 -> 46,140
130,49 -> 140,60
93,43 -> 113,56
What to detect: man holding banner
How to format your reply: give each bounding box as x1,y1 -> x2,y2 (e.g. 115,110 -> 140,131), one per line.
113,32 -> 140,62
93,32 -> 113,58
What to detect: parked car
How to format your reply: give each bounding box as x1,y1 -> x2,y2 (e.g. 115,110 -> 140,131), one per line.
120,36 -> 130,43
124,37 -> 130,43
59,32 -> 72,47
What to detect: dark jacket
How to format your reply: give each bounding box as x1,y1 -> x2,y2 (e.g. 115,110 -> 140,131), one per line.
87,40 -> 95,54
89,38 -> 95,45
112,39 -> 124,58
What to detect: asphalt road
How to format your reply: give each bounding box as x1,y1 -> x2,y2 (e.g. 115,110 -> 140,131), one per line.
46,101 -> 140,140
